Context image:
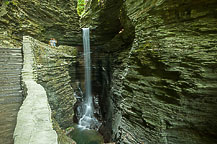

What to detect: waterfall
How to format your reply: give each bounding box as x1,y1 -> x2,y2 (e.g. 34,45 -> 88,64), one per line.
78,28 -> 98,129
82,28 -> 92,105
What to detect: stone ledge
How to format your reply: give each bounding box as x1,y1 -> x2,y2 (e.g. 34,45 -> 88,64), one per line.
13,36 -> 58,144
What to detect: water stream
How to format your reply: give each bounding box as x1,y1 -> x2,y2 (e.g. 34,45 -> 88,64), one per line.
78,28 -> 99,129
70,28 -> 104,144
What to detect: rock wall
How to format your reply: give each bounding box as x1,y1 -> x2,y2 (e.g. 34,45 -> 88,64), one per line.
1,0 -> 216,143
80,0 -> 124,45
26,36 -> 77,143
27,37 -> 77,129
0,0 -> 81,142
0,0 -> 81,47
82,0 -> 217,143
0,47 -> 23,144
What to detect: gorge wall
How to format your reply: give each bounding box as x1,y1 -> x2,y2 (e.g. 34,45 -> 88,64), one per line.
28,37 -> 77,129
0,0 -> 217,144
81,0 -> 217,143
0,47 -> 22,144
23,37 -> 77,144
0,1 -> 80,143
0,0 -> 81,47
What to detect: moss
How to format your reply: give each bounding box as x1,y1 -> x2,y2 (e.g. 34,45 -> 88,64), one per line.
52,118 -> 76,144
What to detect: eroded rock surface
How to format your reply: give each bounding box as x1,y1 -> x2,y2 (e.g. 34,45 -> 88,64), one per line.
82,0 -> 217,143
0,47 -> 23,144
1,0 -> 217,143
0,0 -> 80,143
0,0 -> 81,47
26,36 -> 77,130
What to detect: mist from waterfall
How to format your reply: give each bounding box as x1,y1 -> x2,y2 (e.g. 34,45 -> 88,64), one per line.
78,28 -> 98,129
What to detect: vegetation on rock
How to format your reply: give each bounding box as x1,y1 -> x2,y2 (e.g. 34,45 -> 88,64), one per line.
77,0 -> 85,16
1,0 -> 217,144
4,0 -> 18,6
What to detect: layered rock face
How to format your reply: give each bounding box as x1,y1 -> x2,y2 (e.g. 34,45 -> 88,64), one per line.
0,0 -> 81,47
82,0 -> 217,143
80,0 -> 124,45
0,48 -> 23,144
1,0 -> 216,143
0,1 -> 80,143
27,37 -> 77,129
20,37 -> 77,144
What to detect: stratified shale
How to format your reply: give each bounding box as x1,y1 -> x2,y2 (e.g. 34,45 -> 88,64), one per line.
0,0 -> 217,143
81,0 -> 217,143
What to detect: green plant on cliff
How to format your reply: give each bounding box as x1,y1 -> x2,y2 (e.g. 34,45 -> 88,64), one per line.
4,0 -> 18,6
77,0 -> 103,16
77,0 -> 85,16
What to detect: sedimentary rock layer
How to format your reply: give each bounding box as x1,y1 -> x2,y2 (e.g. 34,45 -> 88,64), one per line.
82,0 -> 217,143
0,0 -> 81,47
0,48 -> 23,144
28,36 -> 77,129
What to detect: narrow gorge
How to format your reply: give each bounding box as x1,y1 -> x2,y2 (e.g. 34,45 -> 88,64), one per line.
0,0 -> 217,144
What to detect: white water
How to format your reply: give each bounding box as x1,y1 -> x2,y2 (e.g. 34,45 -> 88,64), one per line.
78,28 -> 97,129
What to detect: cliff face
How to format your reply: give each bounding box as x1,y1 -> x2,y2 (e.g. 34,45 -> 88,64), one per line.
0,48 -> 22,144
1,0 -> 217,143
80,0 -> 124,45
0,1 -> 80,143
29,37 -> 77,129
82,0 -> 217,143
0,0 -> 81,47
27,37 -> 77,143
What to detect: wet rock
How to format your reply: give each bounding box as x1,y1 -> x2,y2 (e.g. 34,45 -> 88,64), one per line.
27,36 -> 77,129
0,47 -> 23,144
82,0 -> 217,143
0,0 -> 81,47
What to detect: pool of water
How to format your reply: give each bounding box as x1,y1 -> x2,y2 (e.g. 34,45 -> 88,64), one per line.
70,124 -> 104,144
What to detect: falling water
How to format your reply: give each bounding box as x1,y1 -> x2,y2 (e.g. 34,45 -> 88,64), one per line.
78,28 -> 98,129
82,28 -> 92,105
